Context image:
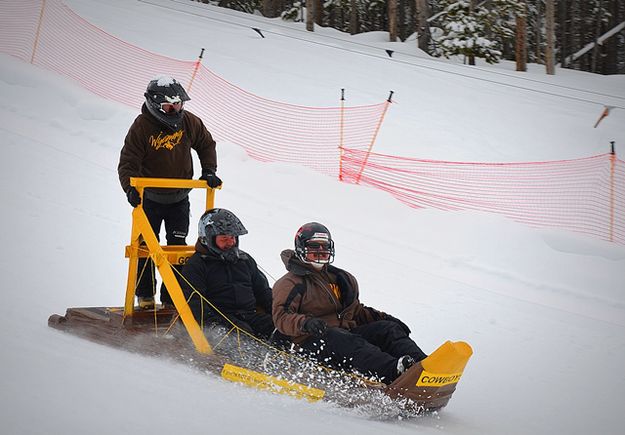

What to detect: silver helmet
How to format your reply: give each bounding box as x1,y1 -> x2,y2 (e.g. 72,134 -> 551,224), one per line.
198,208 -> 248,261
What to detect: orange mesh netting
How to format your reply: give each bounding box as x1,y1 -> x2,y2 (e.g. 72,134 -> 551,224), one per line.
1,0 -> 623,244
188,66 -> 386,177
341,149 -> 625,244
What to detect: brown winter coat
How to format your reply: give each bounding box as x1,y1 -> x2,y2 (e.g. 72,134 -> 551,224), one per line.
118,104 -> 217,200
272,249 -> 388,344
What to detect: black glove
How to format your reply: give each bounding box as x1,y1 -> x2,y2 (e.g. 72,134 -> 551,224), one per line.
302,317 -> 327,337
199,169 -> 223,188
385,314 -> 411,335
126,186 -> 141,208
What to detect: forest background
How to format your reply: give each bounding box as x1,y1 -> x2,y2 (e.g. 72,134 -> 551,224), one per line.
207,0 -> 625,75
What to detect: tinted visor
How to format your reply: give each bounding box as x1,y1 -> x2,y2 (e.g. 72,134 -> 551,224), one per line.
303,239 -> 334,264
306,241 -> 331,251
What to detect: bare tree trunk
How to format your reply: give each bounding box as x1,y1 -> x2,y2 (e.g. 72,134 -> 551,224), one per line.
306,0 -> 314,31
398,0 -> 407,40
262,0 -> 274,18
559,0 -> 568,67
545,0 -> 556,74
468,0 -> 477,65
535,0 -> 542,63
516,1 -> 527,72
388,0 -> 398,42
591,0 -> 604,73
415,0 -> 431,53
605,0 -> 623,73
349,0 -> 359,35
314,0 -> 323,25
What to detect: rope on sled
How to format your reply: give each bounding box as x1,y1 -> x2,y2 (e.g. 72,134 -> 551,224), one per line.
133,245 -> 161,336
162,261 -> 385,388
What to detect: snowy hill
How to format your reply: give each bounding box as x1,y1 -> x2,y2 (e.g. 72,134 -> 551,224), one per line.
1,1 -> 624,434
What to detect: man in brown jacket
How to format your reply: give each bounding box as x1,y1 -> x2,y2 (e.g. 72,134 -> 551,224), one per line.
118,76 -> 222,309
272,222 -> 427,384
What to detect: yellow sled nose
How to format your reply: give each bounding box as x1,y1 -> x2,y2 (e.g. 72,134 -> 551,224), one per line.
385,340 -> 473,411
422,340 -> 473,376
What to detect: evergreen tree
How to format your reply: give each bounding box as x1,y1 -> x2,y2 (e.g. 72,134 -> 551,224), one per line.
437,0 -> 502,64
217,0 -> 262,14
486,0 -> 525,53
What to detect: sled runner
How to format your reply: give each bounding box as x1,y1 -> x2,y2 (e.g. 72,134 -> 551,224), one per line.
48,178 -> 472,416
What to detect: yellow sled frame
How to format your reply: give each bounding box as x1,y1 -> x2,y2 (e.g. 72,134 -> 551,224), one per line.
123,177 -> 215,354
122,177 -> 324,401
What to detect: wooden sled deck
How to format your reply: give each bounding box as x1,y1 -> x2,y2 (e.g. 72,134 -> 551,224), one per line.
48,305 -> 224,372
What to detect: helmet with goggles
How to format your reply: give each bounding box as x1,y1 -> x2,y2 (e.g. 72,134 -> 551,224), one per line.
144,75 -> 190,129
294,222 -> 335,267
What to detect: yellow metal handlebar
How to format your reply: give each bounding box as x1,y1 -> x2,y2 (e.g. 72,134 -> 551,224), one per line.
124,177 -> 218,354
130,177 -> 217,189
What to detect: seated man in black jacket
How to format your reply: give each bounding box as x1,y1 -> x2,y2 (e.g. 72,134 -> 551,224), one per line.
180,208 -> 275,339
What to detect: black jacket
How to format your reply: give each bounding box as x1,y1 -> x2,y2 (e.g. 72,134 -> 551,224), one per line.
181,243 -> 273,326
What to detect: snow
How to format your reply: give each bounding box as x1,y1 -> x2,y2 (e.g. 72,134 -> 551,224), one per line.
154,75 -> 177,86
1,0 -> 624,434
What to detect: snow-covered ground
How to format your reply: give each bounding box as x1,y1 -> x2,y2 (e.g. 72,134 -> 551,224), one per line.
1,1 -> 624,434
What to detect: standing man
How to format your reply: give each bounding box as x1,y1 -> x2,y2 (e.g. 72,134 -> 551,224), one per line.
180,208 -> 276,339
118,75 -> 223,309
272,222 -> 427,384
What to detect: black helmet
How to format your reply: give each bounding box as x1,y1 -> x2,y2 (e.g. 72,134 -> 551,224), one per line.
294,222 -> 335,267
198,208 -> 248,261
144,76 -> 190,129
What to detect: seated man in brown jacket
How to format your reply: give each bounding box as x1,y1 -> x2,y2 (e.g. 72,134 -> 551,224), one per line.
272,222 -> 427,384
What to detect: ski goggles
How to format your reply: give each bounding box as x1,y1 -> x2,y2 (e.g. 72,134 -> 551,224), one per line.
160,101 -> 183,114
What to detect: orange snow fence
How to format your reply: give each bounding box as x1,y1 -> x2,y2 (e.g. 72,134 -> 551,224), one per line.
1,0 -> 623,245
341,149 -> 625,244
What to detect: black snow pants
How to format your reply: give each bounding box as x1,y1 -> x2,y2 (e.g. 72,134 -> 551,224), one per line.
300,320 -> 427,384
135,197 -> 190,304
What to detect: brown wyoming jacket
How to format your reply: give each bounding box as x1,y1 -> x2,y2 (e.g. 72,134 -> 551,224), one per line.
272,249 -> 388,344
118,104 -> 217,196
